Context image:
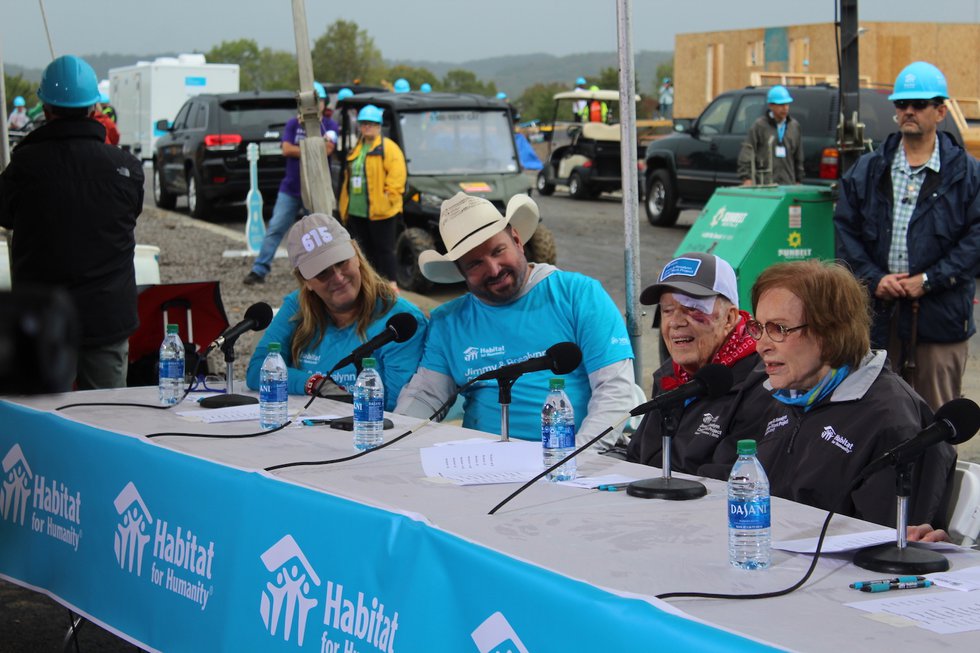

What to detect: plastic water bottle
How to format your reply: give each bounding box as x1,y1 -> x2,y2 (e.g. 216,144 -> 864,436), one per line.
259,343 -> 288,429
541,377 -> 577,481
353,357 -> 384,451
158,324 -> 185,405
728,439 -> 771,570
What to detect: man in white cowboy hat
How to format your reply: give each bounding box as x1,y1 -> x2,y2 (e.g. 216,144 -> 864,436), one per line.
394,192 -> 635,451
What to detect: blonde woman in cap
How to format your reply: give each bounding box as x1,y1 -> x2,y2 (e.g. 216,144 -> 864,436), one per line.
245,213 -> 426,409
394,192 -> 635,451
626,253 -> 770,473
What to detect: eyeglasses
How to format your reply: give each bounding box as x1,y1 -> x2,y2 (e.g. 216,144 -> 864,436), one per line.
746,320 -> 808,342
893,99 -> 941,111
188,374 -> 227,393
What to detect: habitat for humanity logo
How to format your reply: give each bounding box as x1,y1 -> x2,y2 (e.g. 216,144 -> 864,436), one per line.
471,612 -> 530,653
112,481 -> 215,611
259,534 -> 401,652
2,443 -> 83,551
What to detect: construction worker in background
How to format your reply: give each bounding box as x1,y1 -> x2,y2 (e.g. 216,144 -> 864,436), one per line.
658,77 -> 674,120
578,86 -> 608,123
92,92 -> 120,145
7,96 -> 30,130
737,85 -> 804,186
572,76 -> 587,121
393,78 -> 411,93
420,83 -> 432,93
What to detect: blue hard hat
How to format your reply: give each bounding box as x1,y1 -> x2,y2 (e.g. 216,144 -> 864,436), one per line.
357,104 -> 384,124
99,92 -> 110,104
420,83 -> 432,93
496,91 -> 508,100
313,81 -> 327,100
336,87 -> 354,102
13,96 -> 26,107
767,85 -> 794,104
662,77 -> 671,84
393,78 -> 410,93
889,61 -> 949,100
576,77 -> 587,86
38,55 -> 101,108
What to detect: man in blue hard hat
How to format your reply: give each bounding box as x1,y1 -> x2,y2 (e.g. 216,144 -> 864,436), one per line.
0,55 -> 145,389
244,81 -> 339,285
835,61 -> 980,411
7,96 -> 30,130
737,85 -> 805,186
657,77 -> 674,120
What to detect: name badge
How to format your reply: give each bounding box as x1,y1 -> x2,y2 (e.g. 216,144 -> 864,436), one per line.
775,145 -> 787,158
351,176 -> 363,191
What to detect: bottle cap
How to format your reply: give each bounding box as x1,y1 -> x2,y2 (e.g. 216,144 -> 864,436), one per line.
549,377 -> 565,390
362,357 -> 377,368
166,324 -> 179,334
268,342 -> 281,353
736,439 -> 757,455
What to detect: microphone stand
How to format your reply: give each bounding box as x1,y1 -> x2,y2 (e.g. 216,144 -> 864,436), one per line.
496,377 -> 517,442
200,338 -> 258,409
852,461 -> 949,574
625,406 -> 707,500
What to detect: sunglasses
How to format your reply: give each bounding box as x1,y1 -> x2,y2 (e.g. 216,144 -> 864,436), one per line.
893,99 -> 941,111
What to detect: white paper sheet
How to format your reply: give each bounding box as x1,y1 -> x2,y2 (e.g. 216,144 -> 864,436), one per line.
419,440 -> 543,485
558,474 -> 639,490
929,565 -> 980,592
846,590 -> 980,634
773,529 -> 896,553
176,404 -> 260,423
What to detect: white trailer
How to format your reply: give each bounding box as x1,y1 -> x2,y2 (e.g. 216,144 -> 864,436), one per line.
109,55 -> 239,159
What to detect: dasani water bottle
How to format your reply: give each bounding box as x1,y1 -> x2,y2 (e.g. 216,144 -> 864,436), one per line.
541,377 -> 577,481
728,439 -> 771,569
259,343 -> 289,428
353,358 -> 384,451
158,324 -> 185,405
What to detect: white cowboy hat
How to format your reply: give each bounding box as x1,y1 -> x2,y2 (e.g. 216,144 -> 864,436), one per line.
418,192 -> 539,284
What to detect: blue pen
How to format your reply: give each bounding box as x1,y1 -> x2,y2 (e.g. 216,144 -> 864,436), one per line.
849,575 -> 924,589
596,483 -> 631,492
859,580 -> 932,593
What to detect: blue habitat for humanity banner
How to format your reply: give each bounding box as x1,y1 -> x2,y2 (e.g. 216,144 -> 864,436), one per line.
0,401 -> 774,652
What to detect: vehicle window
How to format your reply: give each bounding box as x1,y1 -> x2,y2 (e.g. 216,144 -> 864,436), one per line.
731,95 -> 767,134
698,96 -> 734,135
172,103 -> 192,130
189,102 -> 207,129
785,90 -> 832,137
398,110 -> 518,174
218,99 -> 296,130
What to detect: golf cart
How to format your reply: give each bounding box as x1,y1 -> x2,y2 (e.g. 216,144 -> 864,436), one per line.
336,91 -> 556,293
535,89 -> 645,200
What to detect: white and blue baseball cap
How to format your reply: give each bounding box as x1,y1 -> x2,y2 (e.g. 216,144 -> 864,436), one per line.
641,252 -> 738,306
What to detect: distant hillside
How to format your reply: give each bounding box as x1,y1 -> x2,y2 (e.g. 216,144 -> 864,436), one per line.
392,50 -> 673,96
7,50 -> 673,96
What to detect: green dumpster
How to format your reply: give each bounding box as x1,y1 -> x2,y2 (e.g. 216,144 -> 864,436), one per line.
673,184 -> 836,311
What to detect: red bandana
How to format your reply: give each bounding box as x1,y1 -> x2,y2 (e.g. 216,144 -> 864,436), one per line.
660,310 -> 757,391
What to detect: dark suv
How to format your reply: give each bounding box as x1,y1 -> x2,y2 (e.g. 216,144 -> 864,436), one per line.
642,85 -> 964,226
153,91 -> 297,218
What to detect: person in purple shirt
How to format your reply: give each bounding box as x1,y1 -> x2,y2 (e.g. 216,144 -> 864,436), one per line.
244,81 -> 339,285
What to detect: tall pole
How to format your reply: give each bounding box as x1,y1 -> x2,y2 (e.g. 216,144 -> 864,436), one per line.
839,0 -> 863,175
616,0 -> 643,384
290,0 -> 334,215
0,37 -> 11,171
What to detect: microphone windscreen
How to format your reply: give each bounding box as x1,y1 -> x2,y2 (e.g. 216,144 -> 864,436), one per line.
935,397 -> 980,445
693,363 -> 734,399
244,302 -> 274,330
386,313 -> 418,342
547,342 -> 583,375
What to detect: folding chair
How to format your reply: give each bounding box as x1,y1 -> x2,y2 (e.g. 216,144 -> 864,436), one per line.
126,282 -> 230,387
946,460 -> 980,547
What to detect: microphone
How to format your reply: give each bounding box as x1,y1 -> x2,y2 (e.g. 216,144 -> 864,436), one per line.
206,302 -> 274,353
475,342 -> 582,381
629,363 -> 734,416
861,397 -> 980,477
330,313 -> 418,372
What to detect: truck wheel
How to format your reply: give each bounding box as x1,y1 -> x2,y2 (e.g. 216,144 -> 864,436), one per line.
524,224 -> 557,265
153,164 -> 177,210
395,227 -> 435,294
568,172 -> 590,200
536,168 -> 555,196
186,167 -> 212,220
645,169 -> 679,226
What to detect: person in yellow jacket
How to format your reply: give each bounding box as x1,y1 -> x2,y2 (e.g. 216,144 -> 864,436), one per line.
339,104 -> 407,287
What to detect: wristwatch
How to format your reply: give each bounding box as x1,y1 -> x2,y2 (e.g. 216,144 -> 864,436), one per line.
921,272 -> 931,293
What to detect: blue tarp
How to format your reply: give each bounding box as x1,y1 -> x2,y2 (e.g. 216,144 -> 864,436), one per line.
515,133 -> 542,170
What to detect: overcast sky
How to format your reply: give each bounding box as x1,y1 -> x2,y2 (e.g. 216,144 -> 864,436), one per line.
3,0 -> 978,70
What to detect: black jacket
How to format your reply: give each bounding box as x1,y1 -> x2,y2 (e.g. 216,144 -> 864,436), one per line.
627,354 -> 770,475
835,131 -> 980,346
738,351 -> 956,528
0,117 -> 144,346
